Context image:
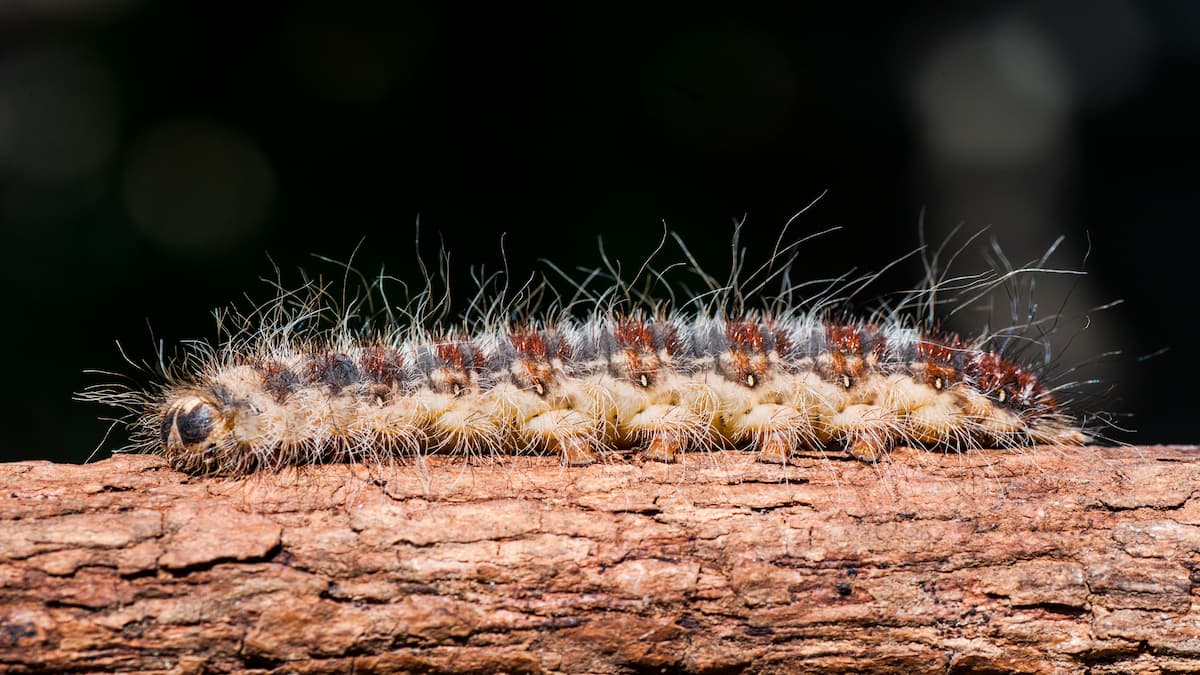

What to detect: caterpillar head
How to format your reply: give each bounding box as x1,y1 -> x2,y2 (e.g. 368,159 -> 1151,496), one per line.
159,391 -> 241,474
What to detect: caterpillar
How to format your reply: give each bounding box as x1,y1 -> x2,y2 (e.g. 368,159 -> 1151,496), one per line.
80,225 -> 1094,477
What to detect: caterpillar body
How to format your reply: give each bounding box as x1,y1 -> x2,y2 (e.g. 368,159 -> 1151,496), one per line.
82,229 -> 1091,476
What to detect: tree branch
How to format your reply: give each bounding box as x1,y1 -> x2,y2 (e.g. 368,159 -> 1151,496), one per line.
2,446 -> 1198,673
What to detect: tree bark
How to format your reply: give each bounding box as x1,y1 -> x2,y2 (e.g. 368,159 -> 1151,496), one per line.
1,446 -> 1199,674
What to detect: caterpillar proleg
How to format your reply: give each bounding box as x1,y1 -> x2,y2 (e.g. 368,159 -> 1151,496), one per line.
81,225 -> 1094,477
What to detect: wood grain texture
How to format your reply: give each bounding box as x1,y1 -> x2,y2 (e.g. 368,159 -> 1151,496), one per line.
2,446 -> 1199,674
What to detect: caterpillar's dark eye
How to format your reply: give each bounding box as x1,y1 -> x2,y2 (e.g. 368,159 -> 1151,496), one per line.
996,388 -> 1008,404
934,376 -> 944,391
841,374 -> 853,389
161,395 -> 220,451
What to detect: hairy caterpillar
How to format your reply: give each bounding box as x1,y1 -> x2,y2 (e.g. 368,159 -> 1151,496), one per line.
80,225 -> 1094,477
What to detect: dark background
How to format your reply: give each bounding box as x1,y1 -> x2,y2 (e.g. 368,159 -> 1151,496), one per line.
2,1 -> 1195,463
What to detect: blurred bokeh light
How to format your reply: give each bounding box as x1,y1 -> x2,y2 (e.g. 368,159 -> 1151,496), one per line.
123,120 -> 275,248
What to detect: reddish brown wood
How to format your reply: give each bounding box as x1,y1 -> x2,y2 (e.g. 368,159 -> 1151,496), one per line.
2,446 -> 1199,674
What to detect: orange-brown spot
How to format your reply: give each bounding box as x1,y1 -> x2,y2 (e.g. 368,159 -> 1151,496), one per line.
554,336 -> 573,361
614,319 -> 659,388
615,319 -> 654,351
510,329 -> 562,394
727,321 -> 765,353
827,324 -> 862,355
510,329 -> 549,360
436,342 -> 465,369
916,334 -> 962,364
435,341 -> 484,372
726,321 -> 768,388
964,351 -> 1051,409
434,341 -> 484,396
825,324 -> 866,386
923,365 -> 957,390
864,326 -> 888,361
915,335 -> 962,389
773,329 -> 793,356
660,324 -> 682,356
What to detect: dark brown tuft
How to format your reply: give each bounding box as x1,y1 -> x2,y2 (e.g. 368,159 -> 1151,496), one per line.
303,352 -> 359,391
359,346 -> 405,387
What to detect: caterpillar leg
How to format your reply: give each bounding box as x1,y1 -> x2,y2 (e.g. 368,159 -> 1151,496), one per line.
521,408 -> 602,466
828,404 -> 901,462
880,375 -> 964,448
425,395 -> 505,457
725,403 -> 814,465
625,404 -> 705,463
643,433 -> 684,463
754,432 -> 794,464
346,396 -> 428,463
905,400 -> 972,448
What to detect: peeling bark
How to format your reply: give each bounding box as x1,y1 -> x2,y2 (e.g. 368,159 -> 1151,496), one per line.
2,446 -> 1199,674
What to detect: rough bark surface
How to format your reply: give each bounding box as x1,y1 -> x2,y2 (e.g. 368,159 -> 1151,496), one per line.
2,446 -> 1199,674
